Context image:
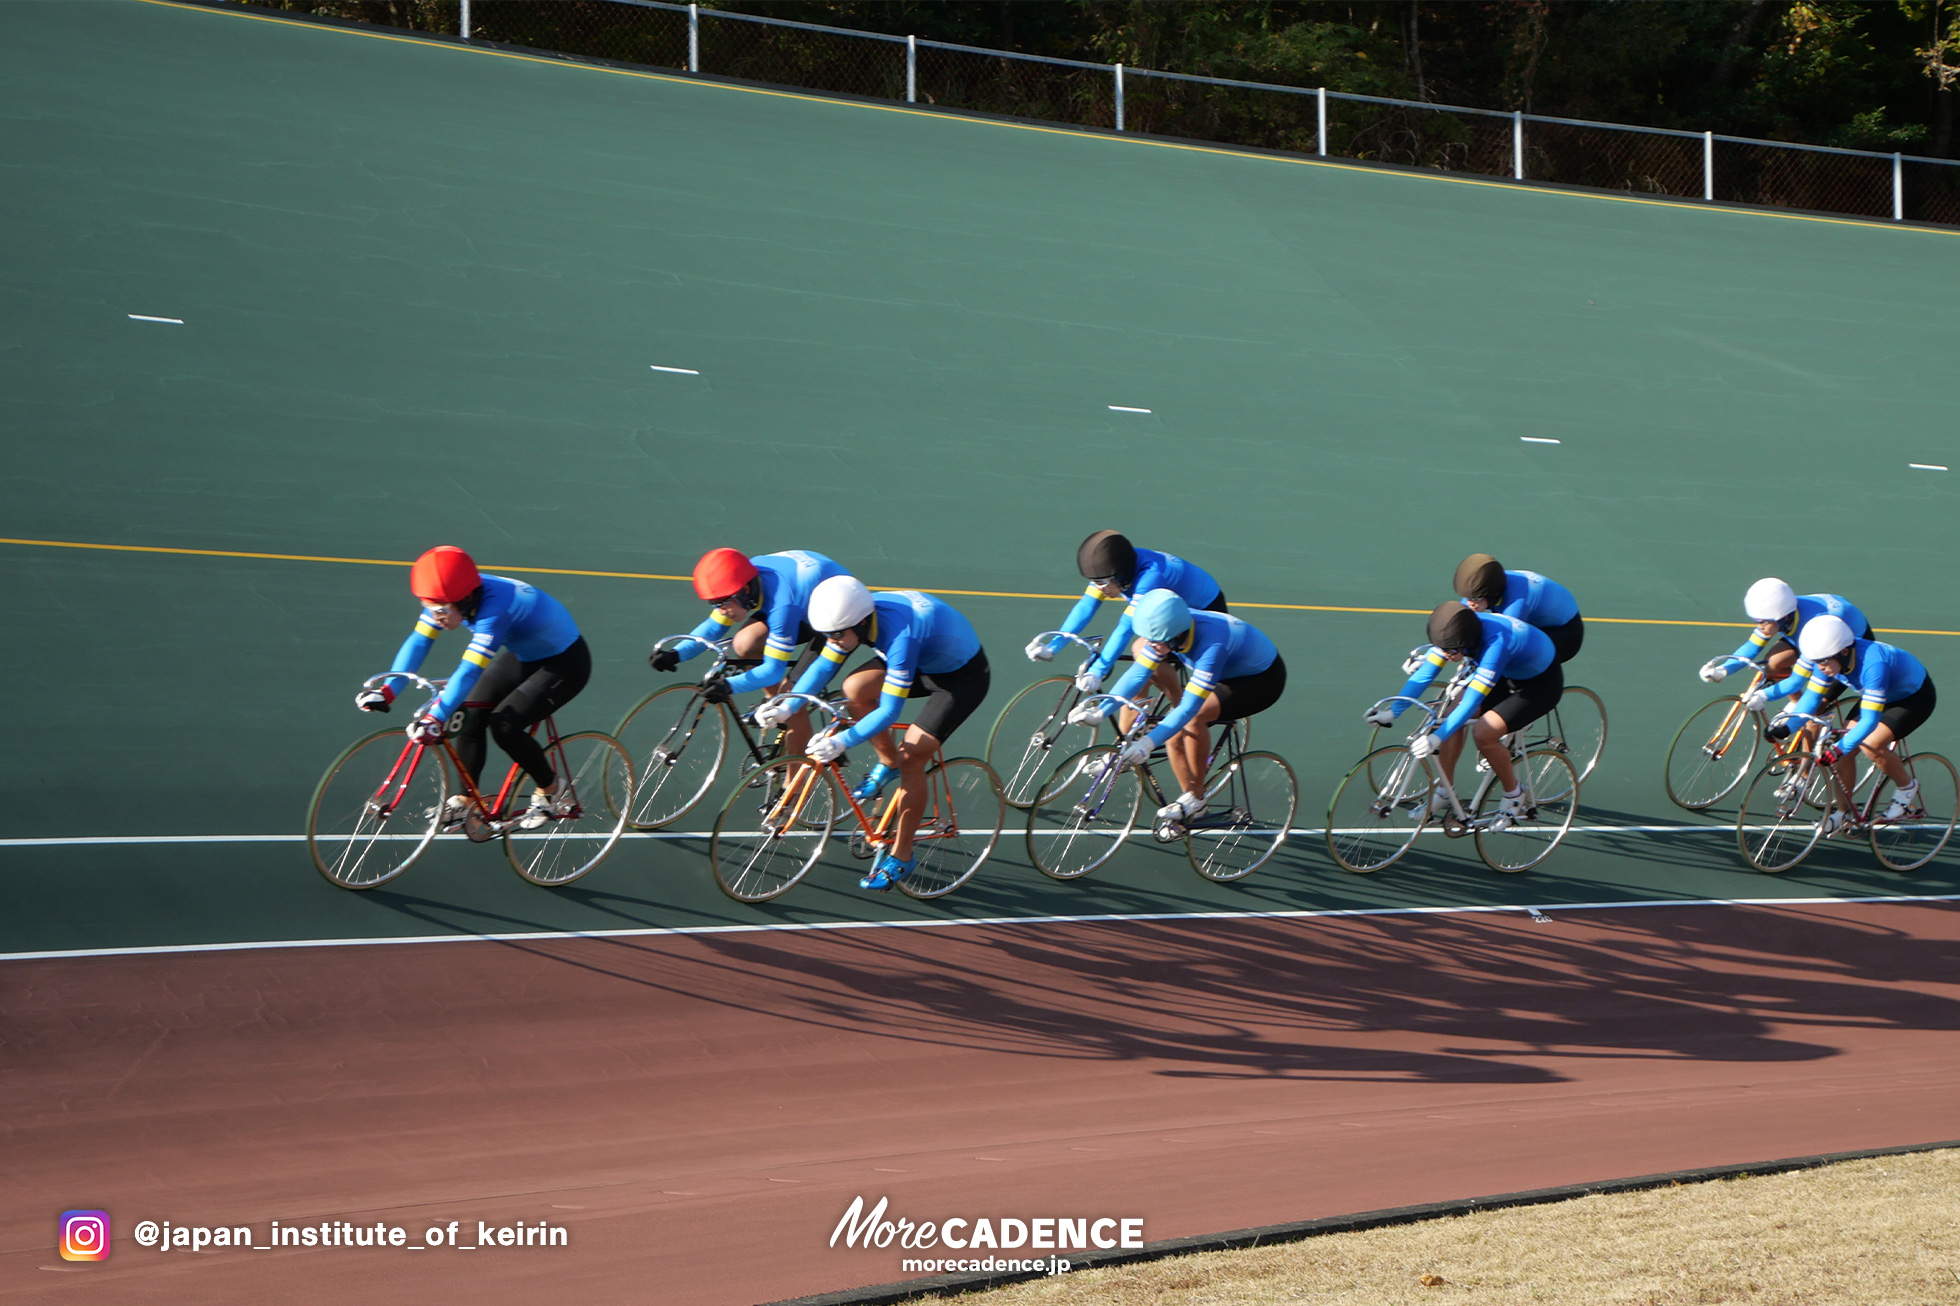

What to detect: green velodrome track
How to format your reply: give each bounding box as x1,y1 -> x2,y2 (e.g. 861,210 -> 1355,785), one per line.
5,0 -> 1959,957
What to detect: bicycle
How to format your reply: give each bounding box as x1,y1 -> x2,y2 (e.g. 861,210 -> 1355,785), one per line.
1024,692 -> 1297,884
1367,645 -> 1605,805
1327,688 -> 1580,875
708,694 -> 1005,903
985,631 -> 1109,809
307,672 -> 634,890
1734,711 -> 1958,873
612,635 -> 799,830
1665,659 -> 1863,811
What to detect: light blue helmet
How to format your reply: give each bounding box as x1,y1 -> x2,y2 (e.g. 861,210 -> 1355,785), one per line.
1132,589 -> 1192,643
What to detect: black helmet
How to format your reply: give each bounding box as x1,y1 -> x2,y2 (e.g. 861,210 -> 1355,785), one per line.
1453,553 -> 1506,609
1076,530 -> 1137,585
1427,600 -> 1483,653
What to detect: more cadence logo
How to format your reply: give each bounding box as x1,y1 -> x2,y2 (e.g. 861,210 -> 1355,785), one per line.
829,1196 -> 1143,1255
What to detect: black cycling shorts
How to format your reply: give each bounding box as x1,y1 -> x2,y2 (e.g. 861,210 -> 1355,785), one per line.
1542,615 -> 1584,665
1877,674 -> 1936,742
1203,589 -> 1229,615
863,649 -> 992,746
1485,660 -> 1565,734
1211,654 -> 1286,723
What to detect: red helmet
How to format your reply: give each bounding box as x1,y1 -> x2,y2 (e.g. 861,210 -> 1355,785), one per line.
409,545 -> 481,605
692,548 -> 759,602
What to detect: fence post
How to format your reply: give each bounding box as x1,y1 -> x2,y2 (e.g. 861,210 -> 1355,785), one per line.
1512,111 -> 1523,180
688,3 -> 699,74
1114,63 -> 1124,131
1894,152 -> 1904,221
459,0 -> 469,40
906,35 -> 916,104
1317,87 -> 1327,156
1704,131 -> 1714,201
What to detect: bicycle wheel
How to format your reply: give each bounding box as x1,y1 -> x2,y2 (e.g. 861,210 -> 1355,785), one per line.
307,729 -> 446,890
1664,696 -> 1761,811
612,685 -> 729,831
504,732 -> 634,886
711,757 -> 835,902
1546,686 -> 1608,793
1187,750 -> 1297,883
1326,746 -> 1434,874
1870,751 -> 1959,872
1736,755 -> 1825,873
986,677 -> 1099,809
898,758 -> 1005,899
1025,746 -> 1141,880
1473,749 -> 1579,873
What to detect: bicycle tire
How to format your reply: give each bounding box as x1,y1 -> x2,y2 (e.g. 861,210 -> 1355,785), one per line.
613,684 -> 729,831
1736,754 -> 1825,873
1664,696 -> 1761,811
710,757 -> 835,902
307,729 -> 446,891
1547,686 -> 1608,794
897,758 -> 1004,899
1472,748 -> 1579,873
1025,746 -> 1140,880
1870,750 -> 1959,872
504,732 -> 634,886
985,677 -> 1099,809
1186,750 -> 1296,883
1326,745 -> 1433,874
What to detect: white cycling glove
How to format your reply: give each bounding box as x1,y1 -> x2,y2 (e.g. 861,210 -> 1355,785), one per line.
1074,669 -> 1105,695
1364,706 -> 1396,729
1409,733 -> 1440,760
1116,738 -> 1151,769
1742,689 -> 1771,713
806,734 -> 846,765
1699,659 -> 1731,684
1066,702 -> 1107,728
1024,637 -> 1056,663
753,698 -> 797,730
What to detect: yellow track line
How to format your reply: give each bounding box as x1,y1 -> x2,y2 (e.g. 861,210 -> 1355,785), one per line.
143,0 -> 1960,241
14,534 -> 1959,636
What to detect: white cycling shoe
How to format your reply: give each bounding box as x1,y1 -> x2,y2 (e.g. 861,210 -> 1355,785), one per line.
1881,783 -> 1922,821
517,788 -> 575,830
1411,789 -> 1453,823
1155,791 -> 1205,822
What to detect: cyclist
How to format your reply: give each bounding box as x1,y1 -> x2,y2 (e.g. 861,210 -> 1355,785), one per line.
652,547 -> 848,757
1699,578 -> 1870,691
1067,589 -> 1285,825
772,577 -> 991,892
1747,615 -> 1936,830
1453,554 -> 1583,664
1030,530 -> 1226,700
357,546 -> 588,830
1365,601 -> 1558,826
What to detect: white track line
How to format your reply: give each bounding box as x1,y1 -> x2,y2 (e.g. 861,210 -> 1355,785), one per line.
1520,436 -> 1561,444
127,314 -> 184,324
7,891 -> 1960,963
1910,463 -> 1948,471
649,365 -> 700,375
1108,405 -> 1152,413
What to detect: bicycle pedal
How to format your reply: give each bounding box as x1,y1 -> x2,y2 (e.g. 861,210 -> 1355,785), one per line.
1151,820 -> 1184,843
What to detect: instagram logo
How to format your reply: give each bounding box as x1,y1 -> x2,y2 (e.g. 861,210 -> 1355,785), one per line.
60,1211 -> 110,1261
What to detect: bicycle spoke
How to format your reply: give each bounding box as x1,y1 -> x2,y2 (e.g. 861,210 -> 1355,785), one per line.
898,759 -> 1005,899
1665,696 -> 1760,811
1187,750 -> 1296,882
1473,749 -> 1578,873
505,732 -> 634,886
986,678 -> 1098,809
1326,746 -> 1431,874
1736,755 -> 1825,873
711,758 -> 834,901
1870,751 -> 1959,872
307,731 -> 445,890
1025,746 -> 1140,880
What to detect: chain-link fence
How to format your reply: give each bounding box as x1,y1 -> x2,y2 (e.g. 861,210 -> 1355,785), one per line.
244,0 -> 1960,228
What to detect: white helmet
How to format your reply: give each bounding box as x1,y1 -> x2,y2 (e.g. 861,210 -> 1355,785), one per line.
808,575 -> 875,634
1798,614 -> 1856,663
1743,578 -> 1798,623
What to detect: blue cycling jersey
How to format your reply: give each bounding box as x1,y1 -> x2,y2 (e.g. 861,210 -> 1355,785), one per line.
1728,593 -> 1868,665
1392,611 -> 1554,742
791,591 -> 983,748
1767,637 -> 1927,753
675,550 -> 846,693
1052,547 -> 1223,678
1497,570 -> 1579,629
1107,610 -> 1278,746
389,575 -> 581,720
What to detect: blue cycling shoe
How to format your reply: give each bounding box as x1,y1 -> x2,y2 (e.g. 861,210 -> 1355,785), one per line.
851,763 -> 897,803
859,851 -> 915,892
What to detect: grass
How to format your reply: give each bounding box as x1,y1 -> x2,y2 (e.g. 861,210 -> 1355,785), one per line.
954,1150 -> 1960,1305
